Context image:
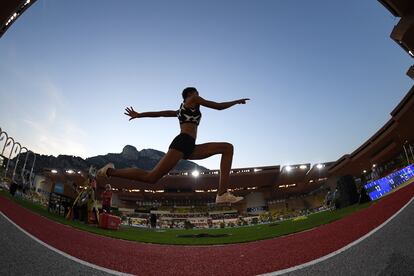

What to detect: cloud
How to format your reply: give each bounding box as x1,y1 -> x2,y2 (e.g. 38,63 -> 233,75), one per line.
1,62 -> 91,158
19,78 -> 90,158
22,117 -> 88,158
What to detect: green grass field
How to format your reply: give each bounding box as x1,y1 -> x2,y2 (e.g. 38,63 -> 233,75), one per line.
0,190 -> 374,245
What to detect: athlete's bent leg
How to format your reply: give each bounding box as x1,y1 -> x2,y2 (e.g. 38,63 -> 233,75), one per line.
188,142 -> 235,196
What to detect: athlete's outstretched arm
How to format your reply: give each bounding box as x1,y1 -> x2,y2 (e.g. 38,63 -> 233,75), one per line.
190,96 -> 250,110
124,107 -> 176,121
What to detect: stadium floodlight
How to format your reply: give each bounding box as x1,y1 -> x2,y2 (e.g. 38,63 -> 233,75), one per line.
299,165 -> 307,170
285,166 -> 292,172
254,168 -> 262,172
66,169 -> 74,174
316,164 -> 324,169
372,164 -> 377,168
363,170 -> 367,174
51,169 -> 58,174
192,170 -> 200,177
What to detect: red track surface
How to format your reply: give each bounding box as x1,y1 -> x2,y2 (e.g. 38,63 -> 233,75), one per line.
1,182 -> 413,276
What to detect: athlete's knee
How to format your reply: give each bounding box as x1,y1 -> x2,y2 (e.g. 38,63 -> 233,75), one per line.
223,143 -> 234,155
146,172 -> 161,184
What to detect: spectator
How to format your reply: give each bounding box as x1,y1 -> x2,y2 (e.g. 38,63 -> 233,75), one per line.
9,182 -> 18,196
150,213 -> 157,229
371,167 -> 379,181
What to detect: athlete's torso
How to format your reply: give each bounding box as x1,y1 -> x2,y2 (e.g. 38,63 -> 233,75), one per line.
177,102 -> 201,139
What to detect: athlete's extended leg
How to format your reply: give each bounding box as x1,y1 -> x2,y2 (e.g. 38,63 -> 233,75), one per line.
101,149 -> 183,184
188,142 -> 234,196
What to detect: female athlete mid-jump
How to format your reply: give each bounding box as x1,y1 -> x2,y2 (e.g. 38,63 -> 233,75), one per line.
98,87 -> 250,203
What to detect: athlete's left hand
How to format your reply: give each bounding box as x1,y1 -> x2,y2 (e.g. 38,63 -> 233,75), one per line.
124,106 -> 140,120
237,98 -> 250,104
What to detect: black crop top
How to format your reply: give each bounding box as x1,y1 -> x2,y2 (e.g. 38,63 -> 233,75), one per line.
177,102 -> 202,125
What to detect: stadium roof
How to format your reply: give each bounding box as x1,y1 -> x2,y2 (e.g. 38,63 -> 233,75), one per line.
379,0 -> 414,59
378,0 -> 414,17
0,0 -> 37,39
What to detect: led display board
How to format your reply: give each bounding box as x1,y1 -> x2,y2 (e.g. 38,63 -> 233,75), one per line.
364,164 -> 414,200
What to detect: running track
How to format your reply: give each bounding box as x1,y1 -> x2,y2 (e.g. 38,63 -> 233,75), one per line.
1,182 -> 414,276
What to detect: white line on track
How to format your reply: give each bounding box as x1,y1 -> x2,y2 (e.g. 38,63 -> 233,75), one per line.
258,196 -> 414,276
0,211 -> 133,276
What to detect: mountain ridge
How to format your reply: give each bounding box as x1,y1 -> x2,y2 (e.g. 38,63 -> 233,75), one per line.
16,145 -> 208,174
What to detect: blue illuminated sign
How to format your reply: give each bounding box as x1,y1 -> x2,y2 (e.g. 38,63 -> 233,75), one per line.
54,182 -> 64,194
364,164 -> 414,200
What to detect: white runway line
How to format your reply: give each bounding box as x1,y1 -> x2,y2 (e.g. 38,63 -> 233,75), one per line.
0,211 -> 133,276
258,196 -> 414,276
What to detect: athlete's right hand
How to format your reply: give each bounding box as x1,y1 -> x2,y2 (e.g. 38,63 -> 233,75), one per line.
124,106 -> 140,120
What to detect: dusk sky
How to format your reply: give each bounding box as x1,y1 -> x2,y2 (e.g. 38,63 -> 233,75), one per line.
0,0 -> 412,170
